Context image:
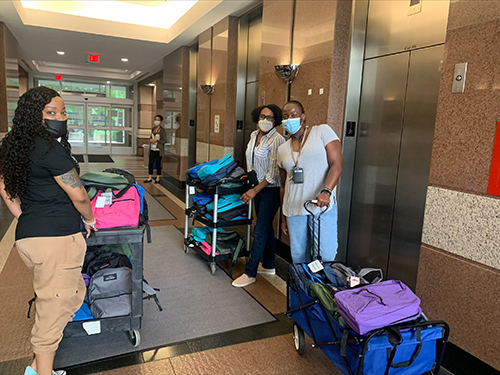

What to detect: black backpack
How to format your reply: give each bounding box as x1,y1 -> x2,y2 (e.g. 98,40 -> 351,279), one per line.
83,248 -> 132,277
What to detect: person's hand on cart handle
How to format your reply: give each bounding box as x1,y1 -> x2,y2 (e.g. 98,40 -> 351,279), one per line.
82,216 -> 98,238
315,192 -> 330,208
241,188 -> 256,204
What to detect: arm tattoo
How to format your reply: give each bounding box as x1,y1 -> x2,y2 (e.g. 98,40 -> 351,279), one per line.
60,169 -> 83,189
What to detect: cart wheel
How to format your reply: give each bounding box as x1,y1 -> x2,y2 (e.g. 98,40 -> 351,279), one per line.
293,324 -> 305,355
128,330 -> 141,347
184,244 -> 189,254
210,262 -> 216,275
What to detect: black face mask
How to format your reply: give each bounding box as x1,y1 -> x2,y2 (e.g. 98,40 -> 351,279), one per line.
45,119 -> 68,137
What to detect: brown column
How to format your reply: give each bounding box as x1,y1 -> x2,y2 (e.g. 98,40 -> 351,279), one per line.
0,23 -> 8,133
416,1 -> 500,370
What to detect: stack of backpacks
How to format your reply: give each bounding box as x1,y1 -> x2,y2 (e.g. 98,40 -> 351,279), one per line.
186,192 -> 247,223
186,153 -> 252,192
187,226 -> 245,264
73,244 -> 162,321
80,168 -> 151,242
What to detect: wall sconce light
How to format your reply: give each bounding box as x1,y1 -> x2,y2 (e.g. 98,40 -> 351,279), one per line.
200,84 -> 214,96
274,65 -> 299,83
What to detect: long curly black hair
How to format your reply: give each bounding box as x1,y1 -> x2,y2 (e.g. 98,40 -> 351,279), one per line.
0,86 -> 71,200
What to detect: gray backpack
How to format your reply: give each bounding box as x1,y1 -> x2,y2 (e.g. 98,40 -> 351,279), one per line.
88,267 -> 132,319
329,263 -> 383,288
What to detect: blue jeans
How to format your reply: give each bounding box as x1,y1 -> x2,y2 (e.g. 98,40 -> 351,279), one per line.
286,204 -> 338,263
244,187 -> 281,278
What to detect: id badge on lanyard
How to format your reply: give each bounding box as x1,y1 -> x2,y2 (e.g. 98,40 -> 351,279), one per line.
290,127 -> 308,184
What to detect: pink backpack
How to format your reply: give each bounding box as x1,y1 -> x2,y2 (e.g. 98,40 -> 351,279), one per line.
91,187 -> 141,229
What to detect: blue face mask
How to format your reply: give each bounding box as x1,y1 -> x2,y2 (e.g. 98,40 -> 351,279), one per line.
282,117 -> 301,134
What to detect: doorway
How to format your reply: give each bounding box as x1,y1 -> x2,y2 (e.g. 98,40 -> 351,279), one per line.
65,102 -> 134,155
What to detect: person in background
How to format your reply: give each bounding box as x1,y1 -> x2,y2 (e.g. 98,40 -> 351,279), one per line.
144,114 -> 167,184
277,100 -> 342,264
0,86 -> 96,375
232,105 -> 285,287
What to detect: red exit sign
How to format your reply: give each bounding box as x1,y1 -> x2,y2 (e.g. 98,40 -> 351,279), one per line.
88,54 -> 100,63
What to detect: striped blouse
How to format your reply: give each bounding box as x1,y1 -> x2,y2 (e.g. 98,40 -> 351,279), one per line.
245,128 -> 285,188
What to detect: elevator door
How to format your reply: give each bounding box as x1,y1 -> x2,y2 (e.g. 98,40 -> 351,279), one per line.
346,45 -> 444,289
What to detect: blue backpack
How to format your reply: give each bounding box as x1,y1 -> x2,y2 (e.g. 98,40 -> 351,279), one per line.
198,154 -> 234,180
188,159 -> 219,179
202,161 -> 238,185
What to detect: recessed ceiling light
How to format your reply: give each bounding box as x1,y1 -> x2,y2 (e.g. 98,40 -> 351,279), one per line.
148,83 -> 155,87
56,51 -> 65,55
121,58 -> 128,62
106,81 -> 111,84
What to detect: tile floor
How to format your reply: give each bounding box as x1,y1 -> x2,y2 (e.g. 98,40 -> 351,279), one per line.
0,156 -> 453,375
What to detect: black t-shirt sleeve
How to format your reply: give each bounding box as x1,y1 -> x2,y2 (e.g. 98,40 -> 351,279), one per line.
39,141 -> 75,177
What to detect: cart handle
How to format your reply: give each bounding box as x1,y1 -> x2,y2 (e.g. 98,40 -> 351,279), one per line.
304,200 -> 329,217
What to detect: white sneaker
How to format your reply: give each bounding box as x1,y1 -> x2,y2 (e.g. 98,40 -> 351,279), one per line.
232,273 -> 256,287
23,367 -> 66,375
257,265 -> 276,275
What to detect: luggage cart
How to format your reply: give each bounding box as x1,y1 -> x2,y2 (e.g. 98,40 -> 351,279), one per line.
285,201 -> 450,375
63,227 -> 145,347
183,179 -> 252,275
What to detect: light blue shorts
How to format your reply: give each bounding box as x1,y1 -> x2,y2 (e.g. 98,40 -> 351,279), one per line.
286,204 -> 338,263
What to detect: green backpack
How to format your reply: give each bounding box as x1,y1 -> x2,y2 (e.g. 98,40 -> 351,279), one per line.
309,282 -> 349,328
206,231 -> 245,264
80,172 -> 133,200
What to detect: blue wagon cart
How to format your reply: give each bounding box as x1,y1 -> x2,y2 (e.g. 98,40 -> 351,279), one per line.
286,201 -> 450,375
286,273 -> 449,375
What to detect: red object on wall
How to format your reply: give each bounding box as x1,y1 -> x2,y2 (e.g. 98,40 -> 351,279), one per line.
55,75 -> 62,81
487,121 -> 500,195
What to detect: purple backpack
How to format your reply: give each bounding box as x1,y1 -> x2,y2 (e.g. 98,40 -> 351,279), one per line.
335,280 -> 422,335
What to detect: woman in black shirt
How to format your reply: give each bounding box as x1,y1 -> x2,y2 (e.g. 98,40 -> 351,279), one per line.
0,87 -> 96,375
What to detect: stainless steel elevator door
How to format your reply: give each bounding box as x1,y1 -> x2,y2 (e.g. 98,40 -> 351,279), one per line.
346,52 -> 410,275
346,46 -> 444,289
386,45 -> 444,286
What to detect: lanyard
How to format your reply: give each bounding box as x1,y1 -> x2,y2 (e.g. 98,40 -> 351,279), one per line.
290,126 -> 309,167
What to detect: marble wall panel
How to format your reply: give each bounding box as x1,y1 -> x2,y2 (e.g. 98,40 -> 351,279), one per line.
416,245 -> 500,370
289,58 -> 332,126
423,186 -> 500,270
0,23 -> 18,133
447,0 -> 500,30
259,0 -> 293,107
293,0 -> 336,64
211,26 -> 229,147
429,19 -> 500,193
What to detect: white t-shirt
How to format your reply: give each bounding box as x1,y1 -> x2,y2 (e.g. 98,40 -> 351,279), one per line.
277,124 -> 340,217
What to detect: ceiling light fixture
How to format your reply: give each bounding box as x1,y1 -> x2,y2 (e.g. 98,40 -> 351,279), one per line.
106,81 -> 111,84
121,58 -> 129,62
56,51 -> 65,55
149,83 -> 156,87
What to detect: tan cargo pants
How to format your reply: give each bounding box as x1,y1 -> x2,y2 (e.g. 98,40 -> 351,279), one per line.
16,233 -> 86,354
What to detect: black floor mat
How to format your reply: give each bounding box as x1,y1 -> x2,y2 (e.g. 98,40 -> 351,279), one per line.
87,155 -> 114,163
73,154 -> 84,163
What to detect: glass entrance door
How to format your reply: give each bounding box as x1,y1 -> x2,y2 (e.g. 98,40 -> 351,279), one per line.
67,104 -> 86,155
87,105 -> 111,154
66,102 -> 133,155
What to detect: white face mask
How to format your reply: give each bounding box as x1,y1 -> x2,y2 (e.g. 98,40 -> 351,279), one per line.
258,119 -> 273,133
154,120 -> 161,126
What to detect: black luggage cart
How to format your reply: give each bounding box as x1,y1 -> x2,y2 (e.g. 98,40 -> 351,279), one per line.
63,226 -> 145,347
183,179 -> 252,275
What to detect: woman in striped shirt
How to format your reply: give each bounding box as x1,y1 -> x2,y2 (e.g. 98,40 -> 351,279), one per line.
232,105 -> 285,287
